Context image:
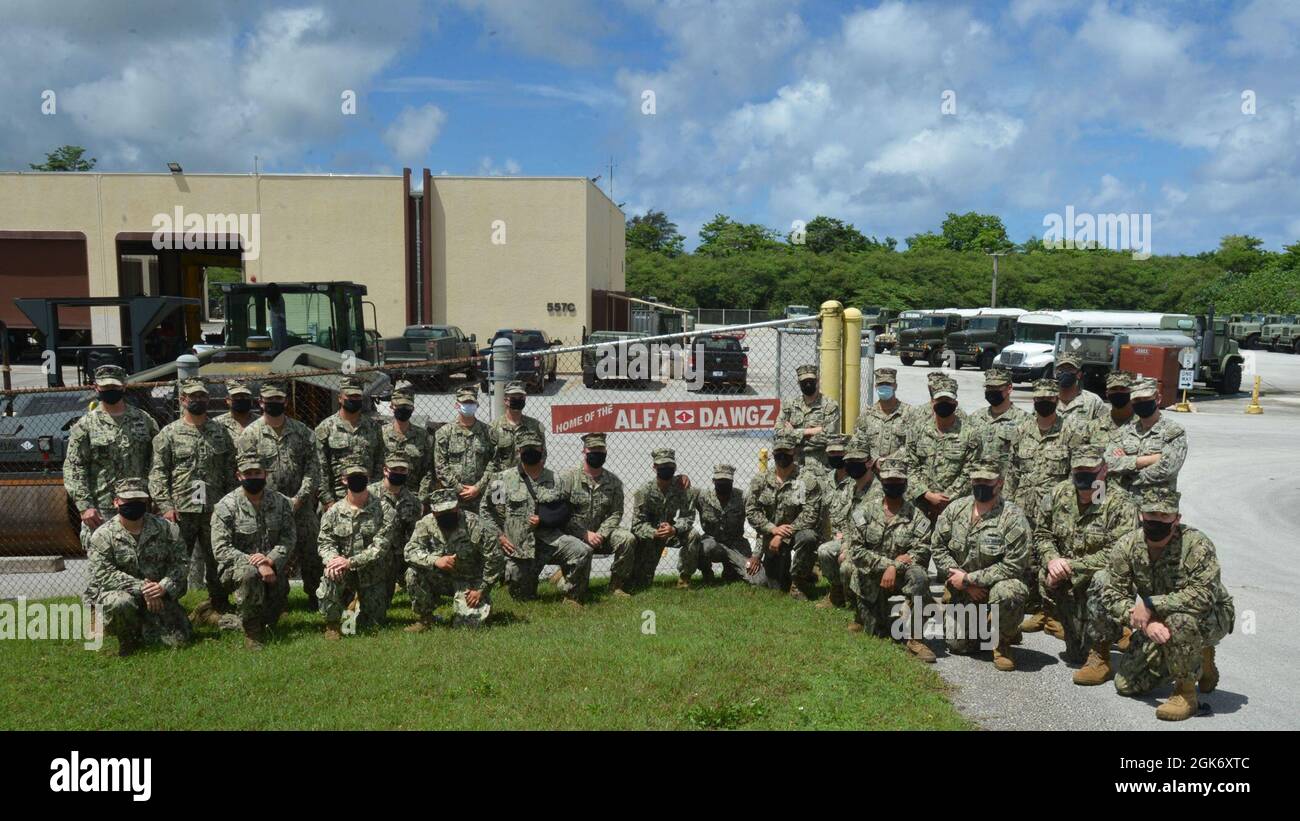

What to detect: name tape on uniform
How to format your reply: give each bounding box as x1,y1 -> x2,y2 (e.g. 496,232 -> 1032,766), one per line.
551,398 -> 781,434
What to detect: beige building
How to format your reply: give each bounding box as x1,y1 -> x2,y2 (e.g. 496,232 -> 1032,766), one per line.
0,170 -> 625,351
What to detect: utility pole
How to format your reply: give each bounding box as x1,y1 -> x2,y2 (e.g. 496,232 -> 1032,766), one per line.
986,252 -> 1006,307
607,156 -> 616,200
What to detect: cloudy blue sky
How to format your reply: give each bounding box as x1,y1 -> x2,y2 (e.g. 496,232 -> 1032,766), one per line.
3,0 -> 1298,254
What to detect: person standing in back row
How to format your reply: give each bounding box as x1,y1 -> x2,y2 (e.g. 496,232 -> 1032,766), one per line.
851,367 -> 911,461
775,364 -> 840,469
487,380 -> 547,474
315,376 -> 385,510
1054,353 -> 1106,424
1104,378 -> 1187,494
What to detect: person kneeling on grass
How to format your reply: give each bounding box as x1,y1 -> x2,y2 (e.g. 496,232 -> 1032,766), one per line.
678,464 -> 752,587
85,477 -> 192,656
404,489 -> 502,629
317,455 -> 394,639
814,442 -> 878,611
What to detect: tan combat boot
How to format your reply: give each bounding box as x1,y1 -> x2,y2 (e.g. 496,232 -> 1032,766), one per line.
1117,626 -> 1133,652
323,621 -> 342,641
846,620 -> 864,633
548,568 -> 565,587
1198,647 -> 1219,693
905,639 -> 937,663
1043,616 -> 1066,641
243,623 -> 265,651
1072,645 -> 1114,686
189,600 -> 220,628
675,577 -> 691,590
563,596 -> 585,610
609,580 -> 632,599
992,638 -> 1016,671
1019,612 -> 1046,633
404,616 -> 434,633
1155,678 -> 1199,721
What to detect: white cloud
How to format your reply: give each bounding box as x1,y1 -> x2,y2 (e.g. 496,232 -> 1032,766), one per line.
477,156 -> 521,176
451,0 -> 615,66
384,104 -> 447,165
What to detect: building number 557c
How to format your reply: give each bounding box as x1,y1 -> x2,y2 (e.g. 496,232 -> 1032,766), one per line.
546,302 -> 577,315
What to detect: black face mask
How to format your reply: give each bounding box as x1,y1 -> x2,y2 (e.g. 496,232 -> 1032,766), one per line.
656,464 -> 676,481
231,397 -> 253,413
520,448 -> 543,466
972,483 -> 996,503
508,397 -> 526,410
1108,393 -> 1130,409
342,398 -> 364,414
882,481 -> 907,499
345,474 -> 369,493
1142,519 -> 1174,542
186,400 -> 208,416
1058,371 -> 1078,389
387,472 -> 408,486
1134,399 -> 1158,418
585,451 -> 607,469
435,512 -> 460,531
773,451 -> 795,468
799,380 -> 817,396
263,401 -> 286,417
933,401 -> 957,418
241,477 -> 267,494
118,500 -> 148,521
1072,471 -> 1098,490
1033,399 -> 1058,417
984,389 -> 1005,407
98,389 -> 124,405
393,406 -> 414,421
713,481 -> 732,496
845,461 -> 869,479
828,455 -> 845,470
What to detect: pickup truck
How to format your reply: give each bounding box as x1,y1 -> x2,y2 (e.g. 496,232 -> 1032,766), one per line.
687,333 -> 748,393
479,328 -> 560,393
582,330 -> 652,388
380,325 -> 478,387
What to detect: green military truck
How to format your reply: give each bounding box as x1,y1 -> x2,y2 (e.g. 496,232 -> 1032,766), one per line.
1260,314 -> 1300,353
896,309 -> 977,366
859,306 -> 899,338
1226,313 -> 1277,350
945,312 -> 1024,370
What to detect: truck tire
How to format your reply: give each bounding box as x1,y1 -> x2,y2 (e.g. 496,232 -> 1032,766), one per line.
1244,334 -> 1260,350
900,355 -> 916,366
1218,360 -> 1242,395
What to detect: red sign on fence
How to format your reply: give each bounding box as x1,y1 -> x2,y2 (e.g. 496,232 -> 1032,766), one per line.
550,398 -> 781,434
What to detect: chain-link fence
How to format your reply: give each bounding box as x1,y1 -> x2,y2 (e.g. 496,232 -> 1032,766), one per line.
1,314 -> 864,602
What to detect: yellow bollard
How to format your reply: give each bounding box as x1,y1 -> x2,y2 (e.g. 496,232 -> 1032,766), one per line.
818,301 -> 843,406
1246,376 -> 1263,414
841,307 -> 862,429
758,447 -> 769,474
1173,388 -> 1192,413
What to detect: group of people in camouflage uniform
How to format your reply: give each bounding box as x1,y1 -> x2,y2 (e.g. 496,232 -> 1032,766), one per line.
68,351 -> 1231,721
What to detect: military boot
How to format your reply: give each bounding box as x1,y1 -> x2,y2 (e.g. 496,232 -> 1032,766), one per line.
1071,645 -> 1114,686
992,638 -> 1016,671
1043,616 -> 1066,640
404,616 -> 434,633
675,577 -> 691,590
1198,647 -> 1219,693
562,596 -> 585,610
609,579 -> 632,599
845,621 -> 864,633
1155,678 -> 1199,721
323,621 -> 342,641
1019,612 -> 1046,633
1116,626 -> 1133,652
189,600 -> 221,628
548,568 -> 565,587
905,639 -> 937,663
243,623 -> 265,650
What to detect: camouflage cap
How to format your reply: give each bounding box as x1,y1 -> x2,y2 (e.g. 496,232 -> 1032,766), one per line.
877,457 -> 908,480
1056,352 -> 1083,370
1138,487 -> 1180,515
1071,444 -> 1105,469
1032,378 -> 1061,398
796,364 -> 818,379
114,476 -> 150,500
581,432 -> 607,450
712,464 -> 735,480
874,367 -> 898,385
772,431 -> 801,451
930,377 -> 957,400
1105,369 -> 1135,390
390,380 -> 415,407
179,378 -> 208,397
1131,378 -> 1159,401
455,385 -> 478,403
844,441 -> 871,461
225,379 -> 253,396
652,447 -> 677,465
969,459 -> 1003,481
339,376 -> 365,397
384,452 -> 411,470
514,429 -> 544,451
429,487 -> 460,513
94,364 -> 127,387
825,434 -> 848,454
338,454 -> 370,477
260,380 -> 288,399
504,380 -> 527,396
236,450 -> 265,472
984,368 -> 1013,387
926,371 -> 950,387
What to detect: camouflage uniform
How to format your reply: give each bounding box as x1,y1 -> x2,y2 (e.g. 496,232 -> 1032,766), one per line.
149,379 -> 236,609
434,385 -> 493,499
316,456 -> 393,630
371,452 -> 424,611
905,371 -> 967,434
680,464 -> 751,582
966,368 -> 1030,473
931,463 -> 1032,653
1092,490 -> 1234,696
902,376 -> 980,519
404,489 -> 503,627
383,381 -> 435,503
746,432 -> 823,595
64,365 -> 160,551
210,452 -> 297,632
630,448 -> 696,590
1005,380 -> 1091,528
1086,370 -> 1136,445
486,381 -> 547,474
848,458 -> 933,636
851,367 -> 912,460
775,364 -> 841,468
559,433 -> 636,588
1035,445 -> 1139,661
215,379 -> 259,440
1103,379 -> 1187,494
806,435 -> 849,541
1054,353 -> 1107,425
86,478 -> 191,649
814,442 -> 881,606
314,376 -> 385,505
482,430 -> 591,602
238,381 -> 323,605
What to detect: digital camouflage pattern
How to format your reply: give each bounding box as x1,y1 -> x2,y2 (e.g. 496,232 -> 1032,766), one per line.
746,464 -> 823,593
485,414 -> 547,474
1057,387 -> 1108,424
314,412 -> 385,504
238,414 -> 322,599
372,478 -> 424,610
211,486 -> 297,629
931,495 -> 1032,649
967,404 -> 1030,474
404,509 -> 503,627
316,492 -> 393,629
65,404 -> 160,519
631,475 -> 695,589
775,392 -> 842,466
483,465 -> 592,600
848,494 -> 933,636
1104,415 -> 1188,493
382,419 -> 434,502
560,465 -> 636,586
87,513 -> 192,647
434,416 -> 493,495
149,417 -> 236,514
852,398 -> 912,461
902,415 -> 981,508
1004,414 -> 1090,528
681,483 -> 750,581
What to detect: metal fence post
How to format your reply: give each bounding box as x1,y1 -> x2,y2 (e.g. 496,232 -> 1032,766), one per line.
491,336 -> 514,420
775,326 -> 783,399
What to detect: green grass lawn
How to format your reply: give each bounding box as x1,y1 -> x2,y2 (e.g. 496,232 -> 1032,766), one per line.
0,579 -> 970,730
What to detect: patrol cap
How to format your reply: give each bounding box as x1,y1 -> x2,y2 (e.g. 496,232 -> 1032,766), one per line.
260,380 -> 288,399
339,376 -> 366,397
1032,378 -> 1061,398
1106,370 -> 1135,391
94,364 -> 127,388
1131,378 -> 1159,401
179,378 -> 208,397
581,433 -> 607,450
339,454 -> 370,477
114,476 -> 150,500
429,487 -> 459,513
390,380 -> 416,407
652,447 -> 676,465
1056,352 -> 1083,370
504,380 -> 527,396
877,457 -> 908,480
514,429 -> 544,451
844,441 -> 871,461
825,435 -> 848,454
772,431 -> 801,451
874,367 -> 898,386
384,452 -> 411,470
926,371 -> 949,387
1070,444 -> 1105,470
930,377 -> 957,400
226,379 -> 252,397
984,368 -> 1012,387
455,385 -> 478,403
796,364 -> 818,379
1138,487 -> 1180,515
969,459 -> 1003,481
236,451 -> 265,472
712,464 -> 735,480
